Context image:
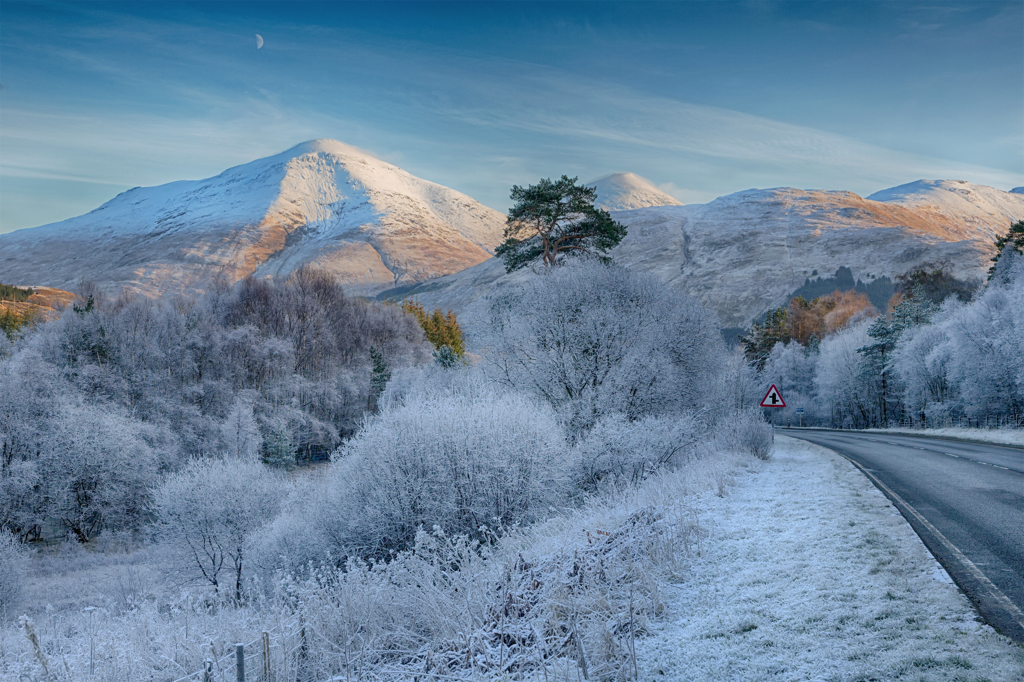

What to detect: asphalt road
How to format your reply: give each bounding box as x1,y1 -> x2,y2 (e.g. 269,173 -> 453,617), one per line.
783,428 -> 1024,643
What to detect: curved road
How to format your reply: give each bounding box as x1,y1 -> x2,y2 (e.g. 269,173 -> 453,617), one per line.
784,429 -> 1024,643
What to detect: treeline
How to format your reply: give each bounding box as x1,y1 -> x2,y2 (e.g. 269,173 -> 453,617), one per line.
756,227 -> 1024,428
0,267 -> 434,541
0,284 -> 33,303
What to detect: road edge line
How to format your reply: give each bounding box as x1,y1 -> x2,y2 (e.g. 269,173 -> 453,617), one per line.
832,450 -> 1024,639
783,427 -> 1024,452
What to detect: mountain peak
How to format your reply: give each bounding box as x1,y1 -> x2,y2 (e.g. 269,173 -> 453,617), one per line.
276,139 -> 379,162
0,141 -> 506,298
586,172 -> 683,211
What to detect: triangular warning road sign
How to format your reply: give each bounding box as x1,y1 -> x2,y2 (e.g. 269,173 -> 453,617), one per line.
760,384 -> 786,408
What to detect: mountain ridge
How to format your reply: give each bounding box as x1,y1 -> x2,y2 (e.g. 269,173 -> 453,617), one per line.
3,143 -> 1022,332
400,180 -> 1024,331
0,139 -> 505,297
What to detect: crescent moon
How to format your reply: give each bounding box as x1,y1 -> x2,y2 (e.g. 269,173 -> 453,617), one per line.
255,34 -> 264,49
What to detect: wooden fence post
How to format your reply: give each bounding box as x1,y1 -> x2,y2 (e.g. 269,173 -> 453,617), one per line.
202,660 -> 213,682
236,643 -> 245,682
298,615 -> 309,682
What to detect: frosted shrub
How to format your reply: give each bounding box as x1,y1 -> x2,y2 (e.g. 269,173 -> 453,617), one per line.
721,409 -> 774,460
571,412 -> 704,490
152,457 -> 285,601
0,529 -> 28,619
322,384 -> 569,559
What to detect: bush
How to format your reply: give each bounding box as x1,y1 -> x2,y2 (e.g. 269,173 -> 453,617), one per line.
571,412 -> 704,490
721,410 -> 774,461
320,381 -> 569,560
0,529 -> 28,619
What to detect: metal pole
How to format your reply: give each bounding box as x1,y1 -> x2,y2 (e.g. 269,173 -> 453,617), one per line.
236,643 -> 245,682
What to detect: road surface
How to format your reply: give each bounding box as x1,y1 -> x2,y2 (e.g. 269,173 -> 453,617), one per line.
784,428 -> 1024,643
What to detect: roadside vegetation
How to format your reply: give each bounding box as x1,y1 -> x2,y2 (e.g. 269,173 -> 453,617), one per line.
0,243 -> 775,680
749,224 -> 1024,429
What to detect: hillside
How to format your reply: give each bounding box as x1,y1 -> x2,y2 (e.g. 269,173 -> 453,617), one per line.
0,140 -> 505,297
402,180 -> 1024,332
0,284 -> 76,324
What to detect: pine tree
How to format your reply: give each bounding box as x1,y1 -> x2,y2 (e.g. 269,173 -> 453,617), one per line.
496,175 -> 627,272
401,301 -> 465,358
368,346 -> 391,413
739,307 -> 790,369
858,286 -> 936,425
988,220 -> 1024,281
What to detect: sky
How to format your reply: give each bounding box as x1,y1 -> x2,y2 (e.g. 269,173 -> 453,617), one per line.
1,0 -> 1022,233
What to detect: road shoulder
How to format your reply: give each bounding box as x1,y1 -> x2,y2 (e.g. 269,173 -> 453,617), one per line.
636,435 -> 1024,681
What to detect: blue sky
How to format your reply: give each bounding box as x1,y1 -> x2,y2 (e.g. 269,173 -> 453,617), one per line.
1,0 -> 1021,233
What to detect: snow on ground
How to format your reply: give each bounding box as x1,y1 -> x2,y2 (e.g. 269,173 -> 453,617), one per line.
636,435 -> 1024,682
866,427 -> 1024,447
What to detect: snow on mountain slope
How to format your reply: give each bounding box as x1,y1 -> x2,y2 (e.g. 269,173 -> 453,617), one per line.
867,180 -> 1024,232
587,172 -> 683,211
0,140 -> 505,297
405,181 -> 1024,332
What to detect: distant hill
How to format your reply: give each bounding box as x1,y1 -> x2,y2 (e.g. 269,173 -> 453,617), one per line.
0,140 -> 505,298
400,180 -> 1024,332
0,284 -> 76,325
586,172 -> 683,211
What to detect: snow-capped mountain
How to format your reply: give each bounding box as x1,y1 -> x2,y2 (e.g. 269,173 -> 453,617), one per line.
404,180 -> 1024,332
0,140 -> 505,297
587,172 -> 683,211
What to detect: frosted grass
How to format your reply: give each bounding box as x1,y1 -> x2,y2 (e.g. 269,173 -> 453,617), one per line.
636,435 -> 1024,681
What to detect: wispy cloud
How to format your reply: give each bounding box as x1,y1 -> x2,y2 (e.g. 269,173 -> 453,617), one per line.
1,2 -> 1020,232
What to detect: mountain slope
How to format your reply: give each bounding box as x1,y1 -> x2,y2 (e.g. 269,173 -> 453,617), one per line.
404,181 -> 1024,331
0,140 -> 505,297
587,172 -> 683,211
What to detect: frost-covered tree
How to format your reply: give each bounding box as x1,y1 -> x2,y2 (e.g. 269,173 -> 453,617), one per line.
152,457 -> 284,601
762,339 -> 819,423
220,392 -> 262,460
43,400 -> 160,542
0,528 -> 28,619
484,260 -> 723,435
814,321 -> 874,427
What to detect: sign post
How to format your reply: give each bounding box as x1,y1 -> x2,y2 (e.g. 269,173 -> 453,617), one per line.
760,384 -> 785,408
795,407 -> 804,427
760,384 -> 785,428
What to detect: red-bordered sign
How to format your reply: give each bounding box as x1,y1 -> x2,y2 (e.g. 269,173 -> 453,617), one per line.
760,384 -> 786,408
